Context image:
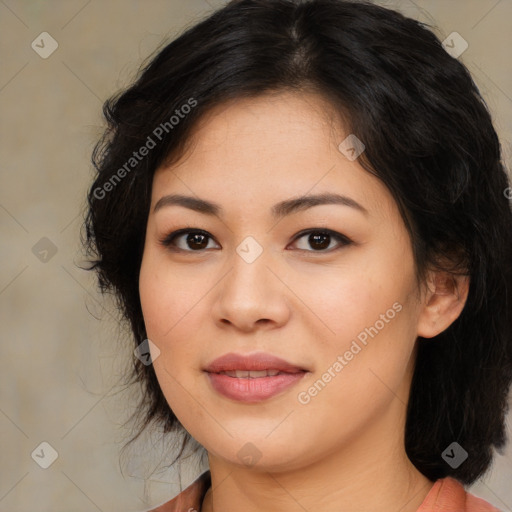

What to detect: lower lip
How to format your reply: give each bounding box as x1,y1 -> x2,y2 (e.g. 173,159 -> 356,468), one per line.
206,372 -> 306,402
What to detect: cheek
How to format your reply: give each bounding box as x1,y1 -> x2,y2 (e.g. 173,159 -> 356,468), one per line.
293,247 -> 419,397
296,304 -> 417,433
139,250 -> 208,340
293,256 -> 413,348
138,250 -> 219,408
139,254 -> 204,411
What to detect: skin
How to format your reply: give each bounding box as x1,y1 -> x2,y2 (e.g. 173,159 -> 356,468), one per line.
138,91 -> 469,512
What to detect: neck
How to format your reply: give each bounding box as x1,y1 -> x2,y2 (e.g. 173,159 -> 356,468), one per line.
202,418 -> 433,512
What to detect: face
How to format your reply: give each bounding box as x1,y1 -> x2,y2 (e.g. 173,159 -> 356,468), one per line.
139,91 -> 426,472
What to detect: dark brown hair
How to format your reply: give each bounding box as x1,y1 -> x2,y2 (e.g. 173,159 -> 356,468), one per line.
84,0 -> 512,484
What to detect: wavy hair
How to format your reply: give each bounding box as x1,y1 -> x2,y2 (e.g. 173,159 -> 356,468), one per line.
84,0 -> 512,484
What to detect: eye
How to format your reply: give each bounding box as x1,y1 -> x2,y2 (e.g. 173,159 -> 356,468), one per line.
159,228 -> 219,252
159,228 -> 352,253
290,229 -> 352,253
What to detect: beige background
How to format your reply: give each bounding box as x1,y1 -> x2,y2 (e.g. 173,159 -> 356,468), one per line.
1,0 -> 511,510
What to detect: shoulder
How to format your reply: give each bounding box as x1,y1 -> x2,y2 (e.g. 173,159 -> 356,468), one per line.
417,477 -> 502,512
145,470 -> 211,512
144,472 -> 502,512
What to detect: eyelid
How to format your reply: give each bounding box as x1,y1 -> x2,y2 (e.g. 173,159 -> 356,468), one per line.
290,228 -> 352,252
291,228 -> 351,243
159,227 -> 353,253
158,228 -> 219,250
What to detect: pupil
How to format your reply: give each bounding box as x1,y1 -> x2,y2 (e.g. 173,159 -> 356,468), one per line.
184,232 -> 331,251
188,233 -> 208,250
310,233 -> 330,250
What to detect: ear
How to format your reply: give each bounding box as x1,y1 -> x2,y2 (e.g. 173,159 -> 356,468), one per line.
416,271 -> 470,338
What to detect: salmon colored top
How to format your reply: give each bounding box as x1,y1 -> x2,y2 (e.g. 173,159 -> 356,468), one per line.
146,470 -> 501,512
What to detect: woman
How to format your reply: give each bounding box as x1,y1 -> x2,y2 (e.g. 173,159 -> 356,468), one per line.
84,1 -> 512,510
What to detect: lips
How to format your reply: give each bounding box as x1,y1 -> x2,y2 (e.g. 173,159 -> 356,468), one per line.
204,352 -> 308,402
203,352 -> 307,374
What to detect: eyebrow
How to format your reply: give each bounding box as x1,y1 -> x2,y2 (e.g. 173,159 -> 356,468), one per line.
153,192 -> 368,219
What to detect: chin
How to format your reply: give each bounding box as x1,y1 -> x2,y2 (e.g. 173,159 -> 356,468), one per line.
200,432 -> 315,473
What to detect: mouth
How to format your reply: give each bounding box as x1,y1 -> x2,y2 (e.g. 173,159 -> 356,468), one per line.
203,352 -> 308,402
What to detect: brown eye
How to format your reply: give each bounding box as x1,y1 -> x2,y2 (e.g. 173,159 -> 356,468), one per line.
307,232 -> 330,250
160,229 -> 219,252
160,228 -> 352,254
184,232 -> 210,250
291,229 -> 352,252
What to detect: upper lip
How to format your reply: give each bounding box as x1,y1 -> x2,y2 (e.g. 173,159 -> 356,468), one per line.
204,352 -> 307,373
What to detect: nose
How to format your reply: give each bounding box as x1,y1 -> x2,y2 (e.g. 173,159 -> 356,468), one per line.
212,245 -> 291,333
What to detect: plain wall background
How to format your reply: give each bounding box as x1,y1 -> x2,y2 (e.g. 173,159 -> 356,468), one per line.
1,1 -> 511,510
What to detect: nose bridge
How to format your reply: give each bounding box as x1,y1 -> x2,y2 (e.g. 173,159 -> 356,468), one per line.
214,235 -> 289,329
227,235 -> 273,299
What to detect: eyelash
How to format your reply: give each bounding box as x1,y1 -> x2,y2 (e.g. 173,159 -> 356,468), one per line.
158,227 -> 353,254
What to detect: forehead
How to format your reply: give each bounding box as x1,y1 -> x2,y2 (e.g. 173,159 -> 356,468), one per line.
155,91 -> 342,173
150,91 -> 394,221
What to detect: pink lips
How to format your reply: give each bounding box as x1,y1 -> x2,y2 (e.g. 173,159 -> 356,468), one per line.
204,352 -> 308,403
